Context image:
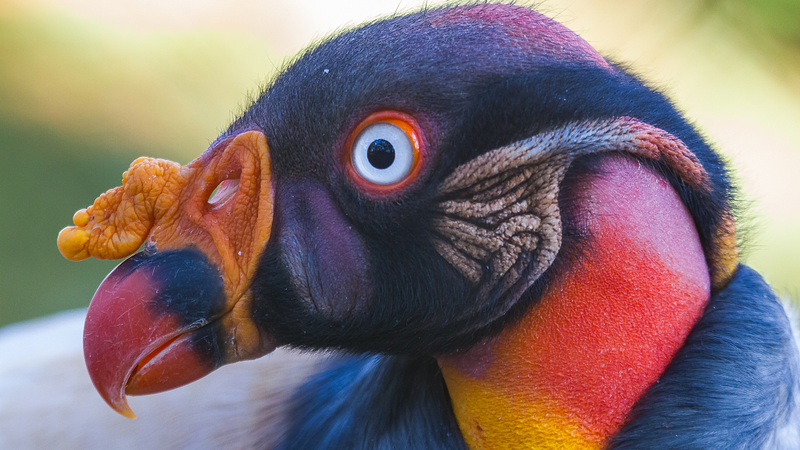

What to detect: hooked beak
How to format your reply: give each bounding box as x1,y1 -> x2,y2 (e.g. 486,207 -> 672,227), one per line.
58,131 -> 276,418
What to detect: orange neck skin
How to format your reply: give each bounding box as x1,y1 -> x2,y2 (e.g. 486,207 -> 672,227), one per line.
438,156 -> 711,449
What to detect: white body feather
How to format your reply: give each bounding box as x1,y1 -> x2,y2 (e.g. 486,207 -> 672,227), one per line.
0,310 -> 323,450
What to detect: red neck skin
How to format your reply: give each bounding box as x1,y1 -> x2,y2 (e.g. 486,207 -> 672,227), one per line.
438,155 -> 711,449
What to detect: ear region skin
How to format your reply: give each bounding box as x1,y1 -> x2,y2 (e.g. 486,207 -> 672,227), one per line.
439,153 -> 711,448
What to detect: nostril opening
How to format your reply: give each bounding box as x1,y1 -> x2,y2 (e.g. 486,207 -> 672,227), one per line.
208,179 -> 240,207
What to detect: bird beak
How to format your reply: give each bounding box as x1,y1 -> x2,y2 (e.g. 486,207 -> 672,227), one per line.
57,131 -> 276,418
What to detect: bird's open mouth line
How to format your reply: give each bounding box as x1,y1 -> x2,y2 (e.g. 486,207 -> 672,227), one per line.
122,315 -> 217,395
125,333 -> 185,390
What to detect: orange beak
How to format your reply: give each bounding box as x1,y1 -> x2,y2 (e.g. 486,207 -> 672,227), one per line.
58,131 -> 277,418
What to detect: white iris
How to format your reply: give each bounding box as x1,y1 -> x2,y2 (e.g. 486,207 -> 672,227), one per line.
351,122 -> 414,185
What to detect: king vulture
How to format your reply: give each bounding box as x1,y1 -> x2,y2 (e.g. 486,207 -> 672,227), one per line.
23,3 -> 800,449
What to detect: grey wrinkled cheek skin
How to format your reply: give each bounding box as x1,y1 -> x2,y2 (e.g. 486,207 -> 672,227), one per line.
431,118 -> 714,333
278,180 -> 373,320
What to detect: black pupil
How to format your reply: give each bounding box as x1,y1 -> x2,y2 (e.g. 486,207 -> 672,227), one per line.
367,139 -> 395,169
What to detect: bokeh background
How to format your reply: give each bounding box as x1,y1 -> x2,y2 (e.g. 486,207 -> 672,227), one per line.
1,0 -> 798,328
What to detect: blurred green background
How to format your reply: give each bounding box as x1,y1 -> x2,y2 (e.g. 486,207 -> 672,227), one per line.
1,0 -> 798,328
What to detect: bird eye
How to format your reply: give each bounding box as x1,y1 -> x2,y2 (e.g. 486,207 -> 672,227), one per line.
346,111 -> 424,193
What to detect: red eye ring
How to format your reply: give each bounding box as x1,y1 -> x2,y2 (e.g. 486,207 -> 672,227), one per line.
344,111 -> 426,196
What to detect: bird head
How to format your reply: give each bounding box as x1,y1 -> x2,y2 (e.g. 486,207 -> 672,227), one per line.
57,4 -> 739,419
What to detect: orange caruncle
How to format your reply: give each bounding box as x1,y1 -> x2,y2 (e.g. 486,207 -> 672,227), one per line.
57,157 -> 184,261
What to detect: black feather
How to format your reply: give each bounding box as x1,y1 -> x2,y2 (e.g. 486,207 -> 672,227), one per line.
274,355 -> 467,450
